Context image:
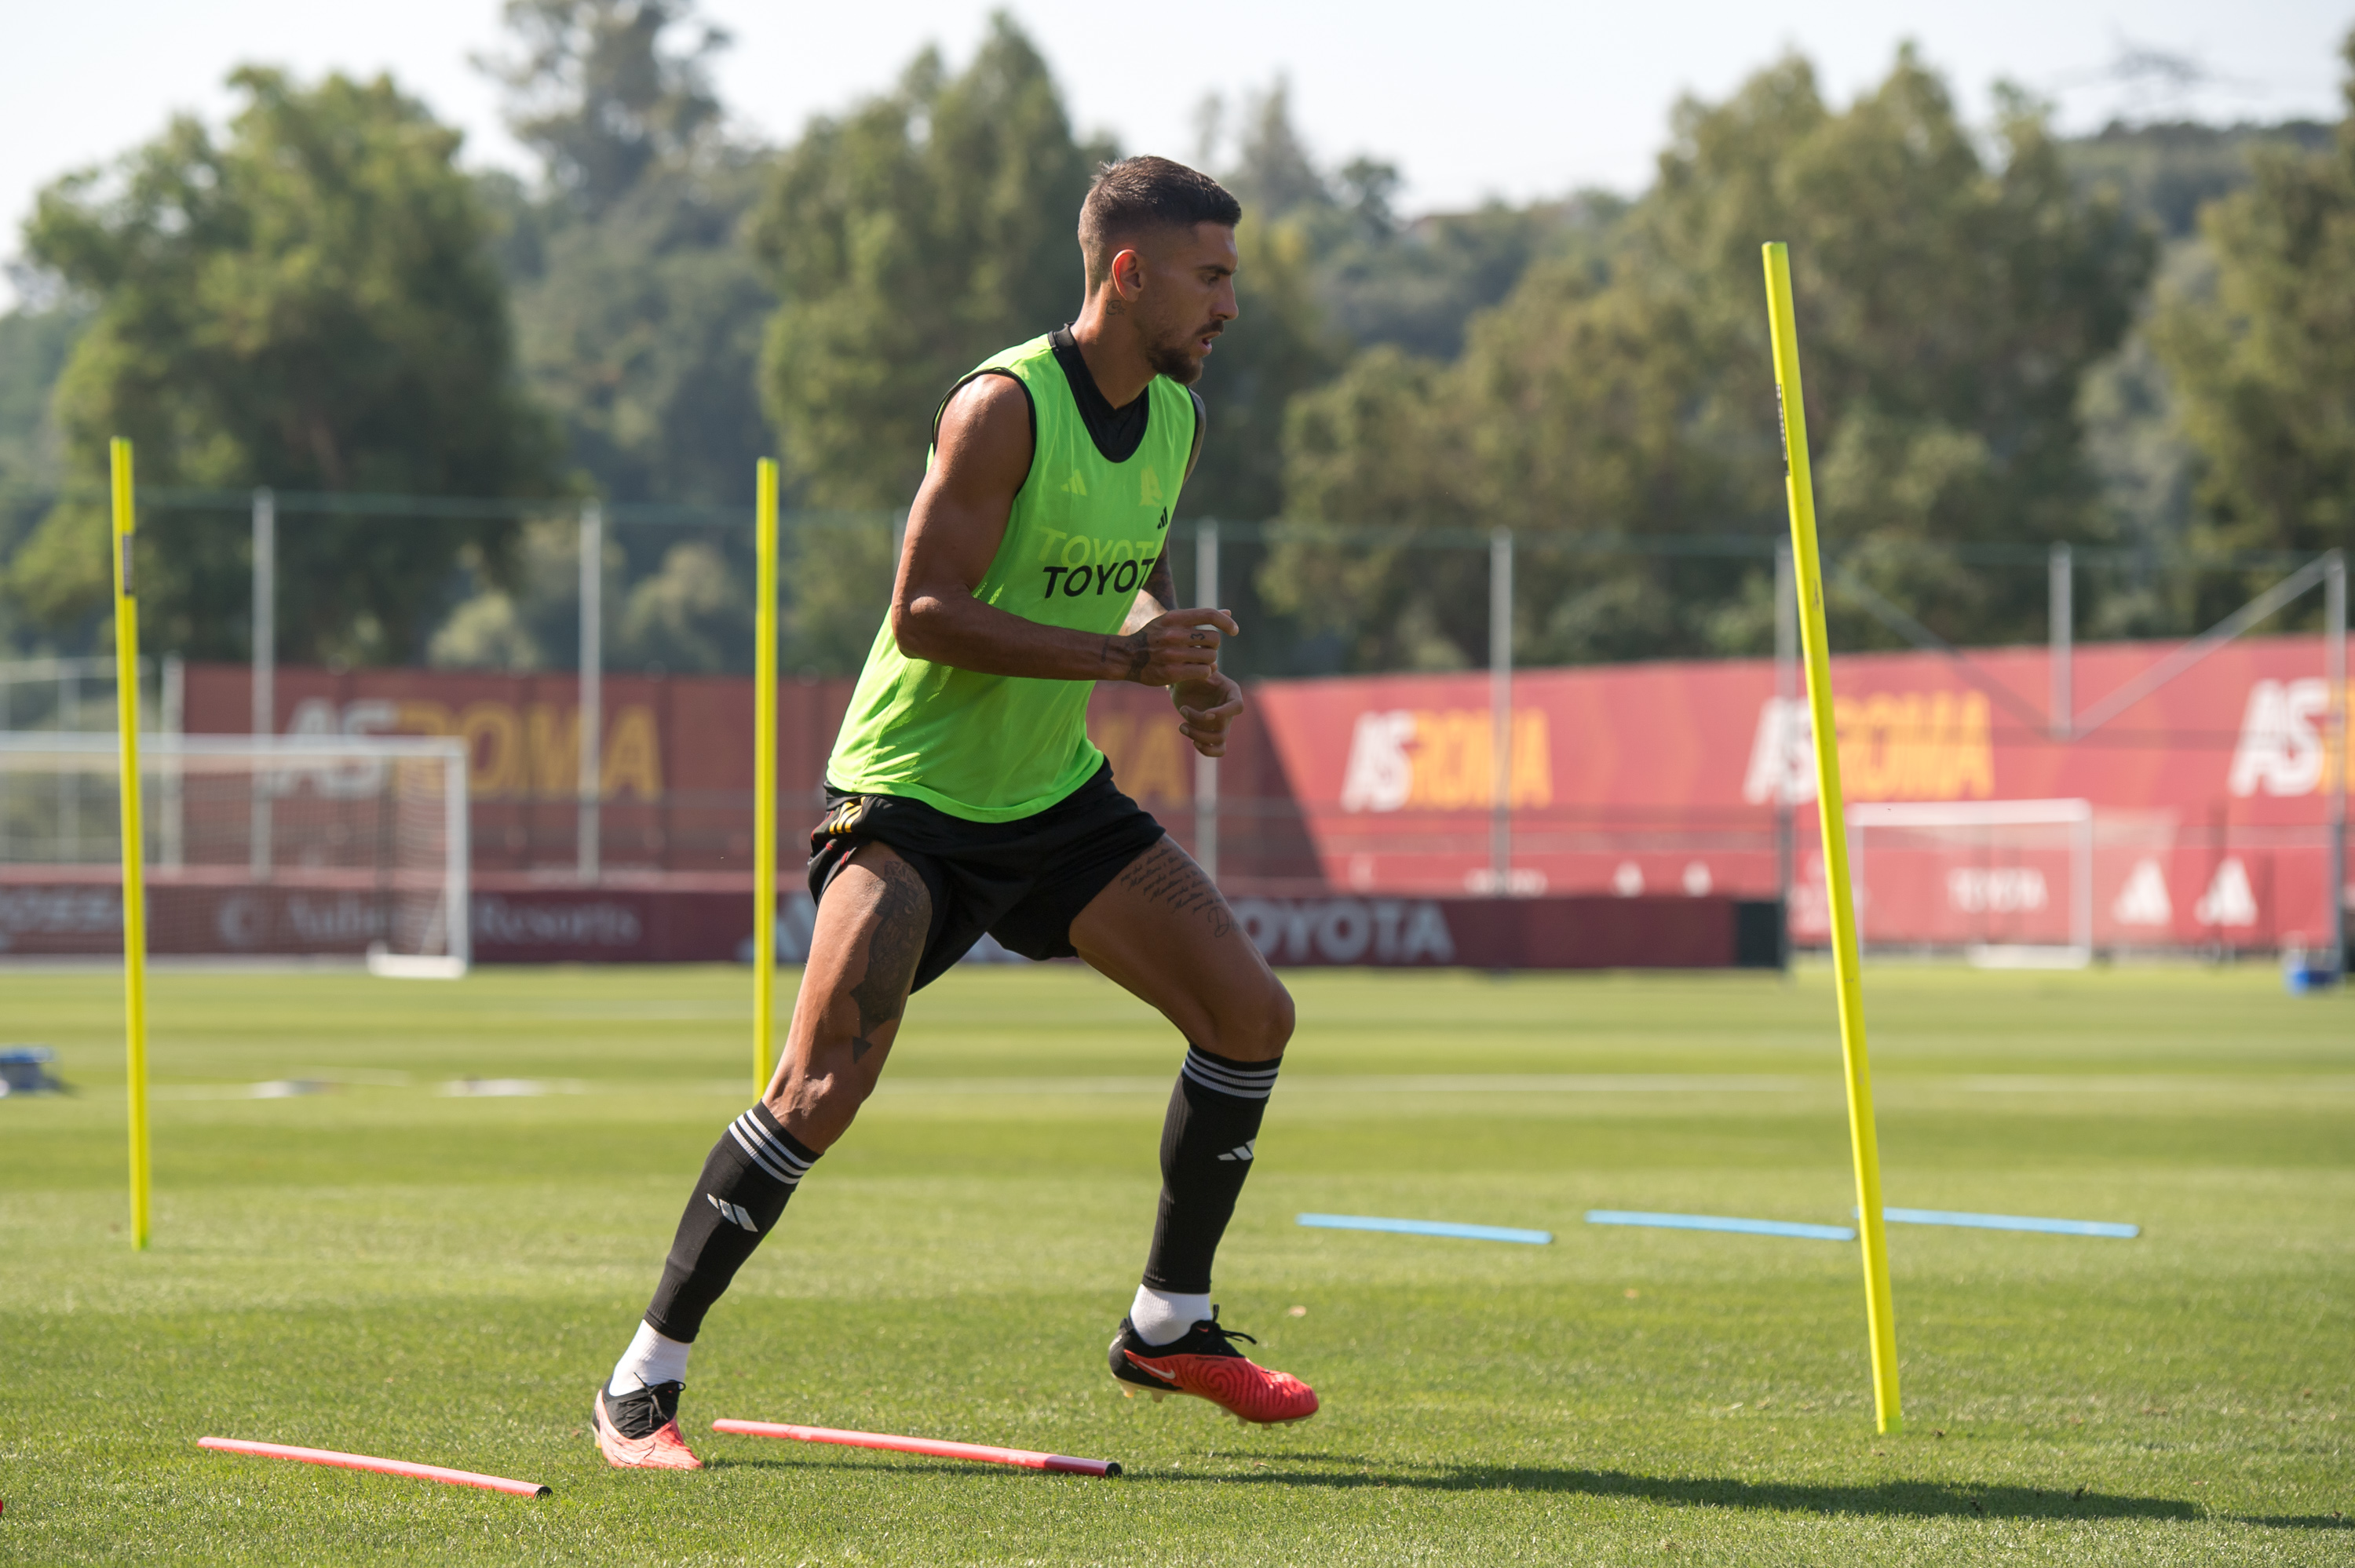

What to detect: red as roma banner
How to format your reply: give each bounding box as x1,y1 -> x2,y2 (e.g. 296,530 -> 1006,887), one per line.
172,629 -> 2343,960
1251,633 -> 2345,954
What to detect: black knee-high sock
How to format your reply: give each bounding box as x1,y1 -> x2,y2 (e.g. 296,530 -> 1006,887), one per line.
643,1103 -> 818,1341
1142,1045 -> 1281,1295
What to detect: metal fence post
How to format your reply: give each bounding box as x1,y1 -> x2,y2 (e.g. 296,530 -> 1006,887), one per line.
1194,520 -> 1220,884
446,744 -> 473,968
2050,543 -> 2073,741
60,664 -> 78,857
2329,550 -> 2346,968
1490,527 -> 1513,896
578,500 -> 603,883
1775,539 -> 1797,960
250,487 -> 274,880
160,655 -> 184,870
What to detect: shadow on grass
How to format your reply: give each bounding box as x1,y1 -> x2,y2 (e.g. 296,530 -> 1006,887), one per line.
712,1452 -> 2345,1530
1168,1460 -> 2198,1522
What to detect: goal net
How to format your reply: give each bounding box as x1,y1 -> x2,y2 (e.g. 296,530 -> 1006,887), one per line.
0,734 -> 469,968
1848,799 -> 2093,968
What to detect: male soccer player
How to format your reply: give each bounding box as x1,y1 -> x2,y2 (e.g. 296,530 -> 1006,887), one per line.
593,156 -> 1316,1469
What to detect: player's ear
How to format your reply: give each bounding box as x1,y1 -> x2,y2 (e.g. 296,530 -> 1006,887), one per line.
1111,248 -> 1146,301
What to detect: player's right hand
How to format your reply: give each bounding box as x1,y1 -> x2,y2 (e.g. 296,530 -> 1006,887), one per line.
1114,607 -> 1239,688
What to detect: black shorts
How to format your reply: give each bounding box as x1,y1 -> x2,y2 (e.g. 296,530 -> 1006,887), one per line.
806,760 -> 1167,993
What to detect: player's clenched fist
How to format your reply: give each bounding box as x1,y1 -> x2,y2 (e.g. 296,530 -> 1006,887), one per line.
1174,669 -> 1245,758
1110,607 -> 1239,688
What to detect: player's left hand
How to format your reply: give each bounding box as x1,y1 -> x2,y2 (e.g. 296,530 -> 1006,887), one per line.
1174,669 -> 1245,758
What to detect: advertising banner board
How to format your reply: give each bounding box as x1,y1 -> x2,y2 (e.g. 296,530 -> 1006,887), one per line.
147,628 -> 2348,960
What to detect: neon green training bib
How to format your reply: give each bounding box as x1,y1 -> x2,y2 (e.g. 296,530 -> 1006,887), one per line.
825,332 -> 1195,822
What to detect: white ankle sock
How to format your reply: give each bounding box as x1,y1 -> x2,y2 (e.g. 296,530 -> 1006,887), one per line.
1130,1285 -> 1211,1347
608,1320 -> 692,1396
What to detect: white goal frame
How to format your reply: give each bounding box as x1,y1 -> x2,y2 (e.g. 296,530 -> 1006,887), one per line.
1849,798 -> 2094,969
0,732 -> 470,971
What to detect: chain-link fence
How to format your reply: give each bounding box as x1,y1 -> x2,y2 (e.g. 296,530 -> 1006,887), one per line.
5,485 -> 2344,961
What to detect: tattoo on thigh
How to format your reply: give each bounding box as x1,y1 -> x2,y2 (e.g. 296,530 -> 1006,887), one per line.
850,859 -> 927,1053
1117,841 -> 1233,939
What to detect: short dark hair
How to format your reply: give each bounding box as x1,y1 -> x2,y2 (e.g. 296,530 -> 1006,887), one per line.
1078,156 -> 1242,289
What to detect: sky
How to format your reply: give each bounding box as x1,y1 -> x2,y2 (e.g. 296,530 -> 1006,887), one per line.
3,0 -> 2349,308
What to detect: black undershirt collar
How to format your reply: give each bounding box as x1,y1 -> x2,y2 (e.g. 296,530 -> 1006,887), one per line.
1050,324 -> 1151,464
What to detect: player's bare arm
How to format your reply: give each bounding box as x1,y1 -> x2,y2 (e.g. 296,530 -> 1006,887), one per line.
893,377 -> 1236,691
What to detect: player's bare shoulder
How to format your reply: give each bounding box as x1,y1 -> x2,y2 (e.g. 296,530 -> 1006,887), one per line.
931,373 -> 1035,497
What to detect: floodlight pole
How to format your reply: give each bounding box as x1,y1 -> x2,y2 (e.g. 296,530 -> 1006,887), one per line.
578,500 -> 602,883
250,488 -> 274,880
1763,242 -> 1900,1435
2329,551 -> 2346,970
1490,527 -> 1513,897
2050,543 -> 2072,741
1194,520 -> 1220,884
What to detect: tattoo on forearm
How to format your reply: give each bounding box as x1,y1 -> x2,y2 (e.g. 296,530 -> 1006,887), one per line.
1117,841 -> 1233,939
1142,552 -> 1176,610
1112,632 -> 1149,682
849,859 -> 927,1056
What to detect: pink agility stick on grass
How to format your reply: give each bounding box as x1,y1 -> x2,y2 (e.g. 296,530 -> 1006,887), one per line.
197,1437 -> 552,1497
710,1420 -> 1120,1477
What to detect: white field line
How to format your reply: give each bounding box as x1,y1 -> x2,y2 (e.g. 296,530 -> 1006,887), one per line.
874,1074 -> 1812,1097
129,1072 -> 2355,1103
1949,1074 -> 2355,1095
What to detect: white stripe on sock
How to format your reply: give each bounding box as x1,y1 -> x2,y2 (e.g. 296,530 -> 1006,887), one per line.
728,1111 -> 812,1186
1181,1050 -> 1280,1099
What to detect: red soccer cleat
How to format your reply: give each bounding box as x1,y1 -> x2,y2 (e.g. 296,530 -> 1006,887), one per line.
593,1382 -> 703,1470
1108,1308 -> 1320,1424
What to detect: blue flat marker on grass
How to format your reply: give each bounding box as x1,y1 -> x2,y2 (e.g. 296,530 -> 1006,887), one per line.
1586,1210 -> 1856,1242
1880,1206 -> 2138,1238
1297,1213 -> 1552,1245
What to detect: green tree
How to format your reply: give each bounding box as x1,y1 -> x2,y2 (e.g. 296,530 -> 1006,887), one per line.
2154,34 -> 2355,585
2063,119 -> 2334,240
478,0 -> 727,217
1319,194 -> 1627,364
483,0 -> 775,510
398,0 -> 778,682
11,67 -> 560,664
509,162 -> 775,509
2056,119 -> 2334,638
753,16 -> 1111,511
1280,49 -> 2151,669
0,292 -> 90,651
1182,82 -> 1348,525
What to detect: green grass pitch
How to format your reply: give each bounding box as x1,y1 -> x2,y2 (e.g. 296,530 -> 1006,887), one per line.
2,961 -> 2350,1564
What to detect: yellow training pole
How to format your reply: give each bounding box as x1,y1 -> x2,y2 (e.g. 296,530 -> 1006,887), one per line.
752,458 -> 780,1092
110,437 -> 153,1251
1762,243 -> 1900,1434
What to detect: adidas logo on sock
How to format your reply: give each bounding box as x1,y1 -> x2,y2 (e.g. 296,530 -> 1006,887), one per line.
1216,1140 -> 1256,1162
708,1194 -> 760,1232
